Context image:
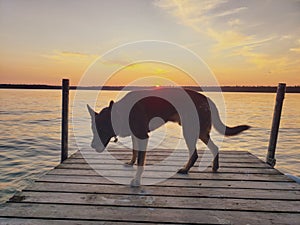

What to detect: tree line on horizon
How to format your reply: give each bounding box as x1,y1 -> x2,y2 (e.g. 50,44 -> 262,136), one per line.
0,83 -> 299,93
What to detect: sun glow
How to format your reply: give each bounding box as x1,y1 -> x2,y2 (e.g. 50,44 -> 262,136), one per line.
0,1 -> 299,86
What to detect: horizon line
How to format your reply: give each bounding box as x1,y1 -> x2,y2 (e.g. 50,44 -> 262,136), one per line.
1,83 -> 300,87
1,83 -> 300,93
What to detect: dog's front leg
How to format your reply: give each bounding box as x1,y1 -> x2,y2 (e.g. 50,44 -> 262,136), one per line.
130,137 -> 148,187
124,150 -> 137,166
130,151 -> 146,187
125,135 -> 138,166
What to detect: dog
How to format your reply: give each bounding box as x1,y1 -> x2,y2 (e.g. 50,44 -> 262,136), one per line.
87,88 -> 250,186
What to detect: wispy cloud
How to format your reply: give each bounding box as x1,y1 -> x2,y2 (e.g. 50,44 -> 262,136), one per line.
42,50 -> 98,62
206,28 -> 254,50
290,39 -> 300,53
154,0 -> 256,50
154,0 -> 300,74
104,60 -> 173,75
100,57 -> 131,67
290,48 -> 300,52
154,0 -> 227,29
60,51 -> 93,57
213,6 -> 247,18
228,18 -> 242,27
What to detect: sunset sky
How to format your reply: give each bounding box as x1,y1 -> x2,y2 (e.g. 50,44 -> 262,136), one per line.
1,0 -> 300,86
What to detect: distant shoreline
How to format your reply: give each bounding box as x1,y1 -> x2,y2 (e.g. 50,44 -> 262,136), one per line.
0,84 -> 300,93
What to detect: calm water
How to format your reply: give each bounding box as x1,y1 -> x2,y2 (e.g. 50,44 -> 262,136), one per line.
0,89 -> 299,203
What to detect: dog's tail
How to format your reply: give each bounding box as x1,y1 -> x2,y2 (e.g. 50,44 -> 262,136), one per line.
208,98 -> 250,136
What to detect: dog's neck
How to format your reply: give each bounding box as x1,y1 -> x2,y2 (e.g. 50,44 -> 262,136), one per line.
111,102 -> 130,137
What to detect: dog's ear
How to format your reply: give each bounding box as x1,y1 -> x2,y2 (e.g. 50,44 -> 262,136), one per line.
109,100 -> 114,109
87,104 -> 98,117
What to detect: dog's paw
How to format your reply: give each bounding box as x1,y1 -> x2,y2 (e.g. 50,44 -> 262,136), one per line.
124,162 -> 134,167
212,158 -> 219,173
212,154 -> 219,173
177,168 -> 189,174
212,162 -> 219,172
130,178 -> 141,187
212,165 -> 219,173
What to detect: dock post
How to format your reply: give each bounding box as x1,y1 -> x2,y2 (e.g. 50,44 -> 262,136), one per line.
266,83 -> 286,167
61,79 -> 69,163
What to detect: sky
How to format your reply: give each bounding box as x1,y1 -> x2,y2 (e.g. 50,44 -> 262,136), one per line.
0,0 -> 300,86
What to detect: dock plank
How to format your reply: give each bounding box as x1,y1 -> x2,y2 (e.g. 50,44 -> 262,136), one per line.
1,149 -> 299,225
10,191 -> 300,212
51,166 -> 281,175
65,157 -> 264,163
36,175 -> 300,190
1,203 -> 300,225
0,218 -> 149,225
23,182 -> 300,200
44,170 -> 293,182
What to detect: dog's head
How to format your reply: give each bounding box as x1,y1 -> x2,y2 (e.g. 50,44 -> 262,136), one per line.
87,101 -> 115,152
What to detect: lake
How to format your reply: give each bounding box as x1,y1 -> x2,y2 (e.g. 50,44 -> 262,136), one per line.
0,89 -> 299,203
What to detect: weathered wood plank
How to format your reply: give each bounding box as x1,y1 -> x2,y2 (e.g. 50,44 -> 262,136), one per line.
74,150 -> 259,158
60,161 -> 271,169
70,157 -> 263,165
67,152 -> 270,167
97,149 -> 250,154
65,157 -> 264,163
0,218 -> 149,225
56,163 -> 281,175
10,191 -> 300,212
47,169 -> 291,182
76,151 -> 258,158
24,182 -> 300,200
76,149 -> 255,155
0,203 -> 299,225
28,176 -> 300,191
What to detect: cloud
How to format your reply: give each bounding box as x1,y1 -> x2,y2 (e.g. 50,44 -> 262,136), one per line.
154,0 -> 300,74
231,45 -> 281,67
290,39 -> 300,53
154,0 -> 227,28
206,28 -> 254,50
154,0 -> 253,47
60,51 -> 93,57
228,18 -> 242,27
213,6 -> 247,18
154,0 -> 266,52
290,48 -> 300,52
42,50 -> 98,62
100,57 -> 131,67
280,35 -> 293,40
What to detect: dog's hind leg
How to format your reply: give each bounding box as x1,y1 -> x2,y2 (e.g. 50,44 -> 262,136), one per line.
177,149 -> 198,174
209,140 -> 219,172
177,127 -> 198,174
201,135 -> 219,172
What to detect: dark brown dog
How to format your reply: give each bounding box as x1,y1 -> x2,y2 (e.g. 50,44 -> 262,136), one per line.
88,88 -> 250,186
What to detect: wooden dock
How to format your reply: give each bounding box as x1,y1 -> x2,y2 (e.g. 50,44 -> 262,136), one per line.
0,148 -> 299,224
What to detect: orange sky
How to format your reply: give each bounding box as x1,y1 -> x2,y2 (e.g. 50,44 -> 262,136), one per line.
1,0 -> 300,86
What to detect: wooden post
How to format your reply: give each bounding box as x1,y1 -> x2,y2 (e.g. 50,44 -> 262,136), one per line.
61,79 -> 69,163
266,83 -> 286,167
